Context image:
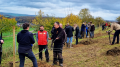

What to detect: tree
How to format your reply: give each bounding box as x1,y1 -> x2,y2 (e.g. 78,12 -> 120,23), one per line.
0,15 -> 18,37
95,17 -> 105,28
116,16 -> 120,22
78,8 -> 92,22
64,13 -> 82,27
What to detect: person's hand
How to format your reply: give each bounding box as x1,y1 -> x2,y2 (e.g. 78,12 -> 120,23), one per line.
112,33 -> 114,35
56,37 -> 59,40
0,40 -> 4,44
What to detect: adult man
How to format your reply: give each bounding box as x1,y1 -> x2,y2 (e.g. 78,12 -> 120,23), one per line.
50,22 -> 65,66
0,36 -> 4,65
17,23 -> 38,67
74,24 -> 80,45
109,22 -> 120,45
36,25 -> 49,62
90,22 -> 95,38
81,22 -> 86,38
65,23 -> 74,48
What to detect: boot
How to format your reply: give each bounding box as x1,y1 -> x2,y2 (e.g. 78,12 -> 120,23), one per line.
70,43 -> 73,48
59,59 -> 63,67
46,58 -> 49,62
53,58 -> 57,65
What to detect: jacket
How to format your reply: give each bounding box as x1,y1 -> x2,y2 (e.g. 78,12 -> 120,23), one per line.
51,27 -> 65,44
111,23 -> 120,32
65,25 -> 74,37
36,30 -> 49,45
75,26 -> 80,36
17,30 -> 35,53
90,24 -> 95,31
81,24 -> 86,32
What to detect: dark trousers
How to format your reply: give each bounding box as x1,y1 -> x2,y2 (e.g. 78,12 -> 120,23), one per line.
112,30 -> 120,44
81,31 -> 85,38
0,52 -> 2,64
19,51 -> 38,67
53,43 -> 63,64
76,36 -> 78,45
39,45 -> 49,60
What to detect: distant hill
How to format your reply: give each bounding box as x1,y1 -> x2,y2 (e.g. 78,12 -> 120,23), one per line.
0,12 -> 36,18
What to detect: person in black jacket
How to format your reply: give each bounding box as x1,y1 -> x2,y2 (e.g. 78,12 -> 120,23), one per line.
50,22 -> 65,67
90,22 -> 95,38
0,36 -> 4,65
17,23 -> 38,67
74,24 -> 80,45
65,23 -> 74,48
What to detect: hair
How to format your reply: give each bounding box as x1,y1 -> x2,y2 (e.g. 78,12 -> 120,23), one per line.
22,23 -> 30,29
90,21 -> 92,24
55,22 -> 60,25
40,25 -> 44,27
117,21 -> 120,24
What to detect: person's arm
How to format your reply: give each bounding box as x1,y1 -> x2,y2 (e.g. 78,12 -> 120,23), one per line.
36,32 -> 38,42
47,32 -> 49,42
30,33 -> 35,44
17,33 -> 19,43
57,30 -> 64,40
72,27 -> 74,31
110,24 -> 113,32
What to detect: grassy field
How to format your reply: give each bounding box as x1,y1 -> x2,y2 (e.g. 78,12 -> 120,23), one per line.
2,27 -> 120,67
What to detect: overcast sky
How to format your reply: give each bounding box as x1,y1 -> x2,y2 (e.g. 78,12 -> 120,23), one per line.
0,0 -> 120,20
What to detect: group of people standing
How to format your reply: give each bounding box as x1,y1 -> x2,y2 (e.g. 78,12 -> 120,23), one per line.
0,21 -> 95,67
81,21 -> 95,39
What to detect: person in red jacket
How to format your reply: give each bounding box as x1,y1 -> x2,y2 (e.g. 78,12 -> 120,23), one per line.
36,25 -> 49,62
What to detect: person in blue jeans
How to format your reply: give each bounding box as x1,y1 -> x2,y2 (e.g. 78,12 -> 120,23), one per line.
65,23 -> 74,48
17,23 -> 38,67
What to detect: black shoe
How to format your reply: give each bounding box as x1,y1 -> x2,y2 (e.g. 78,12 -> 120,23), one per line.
46,59 -> 49,62
59,64 -> 63,67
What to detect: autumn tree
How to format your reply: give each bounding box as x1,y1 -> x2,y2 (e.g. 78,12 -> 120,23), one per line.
64,13 -> 82,27
95,17 -> 105,28
78,8 -> 92,22
0,15 -> 17,37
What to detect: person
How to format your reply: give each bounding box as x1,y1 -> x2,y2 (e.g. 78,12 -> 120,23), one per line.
105,22 -> 108,29
90,22 -> 95,38
60,23 -> 67,46
81,22 -> 86,38
65,23 -> 74,48
109,22 -> 120,45
0,36 -> 4,65
36,25 -> 49,62
17,23 -> 38,67
86,24 -> 89,38
74,24 -> 80,45
102,23 -> 105,30
87,22 -> 91,36
49,22 -> 65,66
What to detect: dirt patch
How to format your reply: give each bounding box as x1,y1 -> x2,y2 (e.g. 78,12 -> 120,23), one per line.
94,33 -> 107,38
33,61 -> 55,67
106,47 -> 120,56
79,39 -> 97,45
